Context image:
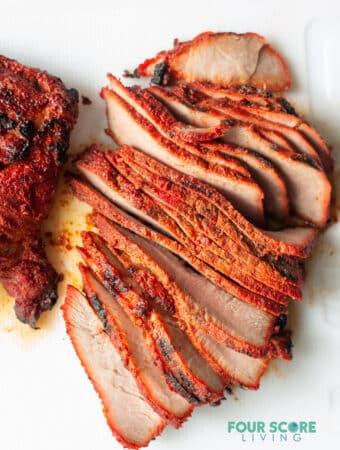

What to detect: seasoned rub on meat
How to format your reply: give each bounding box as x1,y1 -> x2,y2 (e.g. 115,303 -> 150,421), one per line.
0,55 -> 78,326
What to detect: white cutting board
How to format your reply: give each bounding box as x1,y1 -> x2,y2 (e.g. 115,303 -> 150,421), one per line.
0,1 -> 339,449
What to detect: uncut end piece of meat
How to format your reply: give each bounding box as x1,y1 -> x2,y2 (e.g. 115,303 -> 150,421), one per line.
0,55 -> 79,326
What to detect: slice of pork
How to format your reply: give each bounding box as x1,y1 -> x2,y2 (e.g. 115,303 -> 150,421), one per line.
158,312 -> 228,392
188,327 -> 270,389
137,32 -> 291,91
205,141 -> 289,220
178,82 -> 326,168
76,146 -> 185,242
173,82 -> 278,106
62,286 -> 165,449
110,147 -> 318,258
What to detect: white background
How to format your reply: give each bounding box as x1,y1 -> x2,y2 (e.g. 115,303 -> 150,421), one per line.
0,1 -> 339,449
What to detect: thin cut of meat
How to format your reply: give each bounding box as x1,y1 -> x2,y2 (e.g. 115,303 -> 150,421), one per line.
109,75 -> 229,144
181,82 -> 332,170
102,225 -> 286,389
91,212 -> 277,356
298,122 -> 331,170
75,148 -> 291,315
78,241 -> 196,405
259,128 -> 296,151
109,149 -> 301,302
235,101 -> 334,171
148,86 -> 289,220
148,84 -> 230,127
77,145 -> 296,298
62,285 -> 165,449
70,171 -> 298,304
75,146 -> 187,242
187,326 -> 271,389
80,264 -> 197,419
172,82 -> 280,106
79,232 -> 225,404
102,83 -> 265,225
205,141 -> 289,220
0,55 -> 78,326
106,146 -> 304,283
126,82 -> 270,225
161,83 -> 327,172
136,32 -> 291,91
108,74 -> 259,180
198,97 -> 324,168
146,86 -> 290,220
109,74 -> 224,145
151,311 -> 228,397
220,124 -> 331,226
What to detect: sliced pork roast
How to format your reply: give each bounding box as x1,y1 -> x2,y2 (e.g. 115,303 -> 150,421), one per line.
136,32 -> 291,91
65,181 -> 291,389
68,175 -> 293,322
78,233 -> 225,405
75,148 -> 293,315
77,146 -> 299,293
107,149 -> 301,301
62,286 -> 165,449
221,124 -> 330,226
68,174 -> 281,353
61,30 -> 333,448
148,85 -> 289,220
187,327 -> 271,389
101,86 -> 265,225
107,74 -> 268,226
176,82 -> 332,170
147,84 -> 331,226
91,216 -> 290,384
174,81 -> 332,170
103,76 -> 331,227
107,146 -> 318,261
94,145 -> 307,281
92,212 -> 277,355
79,264 -> 199,414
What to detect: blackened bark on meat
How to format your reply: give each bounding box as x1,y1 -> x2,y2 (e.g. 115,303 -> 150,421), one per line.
151,63 -> 169,85
276,97 -> 297,116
